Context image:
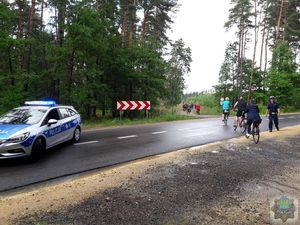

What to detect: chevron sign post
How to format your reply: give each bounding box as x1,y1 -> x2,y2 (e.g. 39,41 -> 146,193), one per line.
117,101 -> 151,111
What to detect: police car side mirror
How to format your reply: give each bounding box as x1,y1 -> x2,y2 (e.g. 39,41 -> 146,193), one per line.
48,119 -> 58,126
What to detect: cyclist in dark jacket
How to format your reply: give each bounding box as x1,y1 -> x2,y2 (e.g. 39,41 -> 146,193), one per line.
245,98 -> 262,137
233,96 -> 247,128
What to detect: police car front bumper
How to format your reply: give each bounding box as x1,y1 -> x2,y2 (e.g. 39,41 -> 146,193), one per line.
0,142 -> 31,159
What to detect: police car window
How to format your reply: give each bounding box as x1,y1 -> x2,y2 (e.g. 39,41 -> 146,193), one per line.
59,108 -> 70,119
0,108 -> 47,125
46,109 -> 60,121
68,109 -> 77,116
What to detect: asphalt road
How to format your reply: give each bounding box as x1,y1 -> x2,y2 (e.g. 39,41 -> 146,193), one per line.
1,114 -> 300,193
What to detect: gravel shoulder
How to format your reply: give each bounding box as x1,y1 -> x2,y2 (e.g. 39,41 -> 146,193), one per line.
1,126 -> 300,225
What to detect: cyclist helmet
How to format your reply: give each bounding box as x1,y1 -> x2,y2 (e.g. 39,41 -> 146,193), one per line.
269,96 -> 275,100
225,97 -> 229,100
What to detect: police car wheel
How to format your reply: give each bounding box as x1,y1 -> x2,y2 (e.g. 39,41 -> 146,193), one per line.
31,138 -> 44,161
73,127 -> 81,143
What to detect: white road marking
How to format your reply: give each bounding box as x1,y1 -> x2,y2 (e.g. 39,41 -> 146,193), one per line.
74,141 -> 99,146
279,118 -> 285,120
211,150 -> 219,154
152,131 -> 167,135
178,128 -> 191,131
288,116 -> 296,119
117,135 -> 137,139
184,131 -> 215,138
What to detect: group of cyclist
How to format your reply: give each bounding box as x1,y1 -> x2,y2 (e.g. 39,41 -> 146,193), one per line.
220,95 -> 280,137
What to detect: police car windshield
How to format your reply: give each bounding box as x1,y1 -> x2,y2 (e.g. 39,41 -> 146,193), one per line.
0,108 -> 47,125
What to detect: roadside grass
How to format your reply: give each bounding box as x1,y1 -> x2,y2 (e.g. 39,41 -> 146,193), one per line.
83,114 -> 197,129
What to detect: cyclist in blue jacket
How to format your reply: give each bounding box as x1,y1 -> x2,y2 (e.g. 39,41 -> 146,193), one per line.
222,97 -> 231,122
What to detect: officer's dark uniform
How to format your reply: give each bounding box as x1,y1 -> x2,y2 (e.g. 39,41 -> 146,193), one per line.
245,103 -> 262,134
267,102 -> 280,132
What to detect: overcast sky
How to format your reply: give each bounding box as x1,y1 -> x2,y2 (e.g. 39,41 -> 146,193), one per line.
168,0 -> 235,93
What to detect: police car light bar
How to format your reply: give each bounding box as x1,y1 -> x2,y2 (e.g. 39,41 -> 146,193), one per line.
25,101 -> 56,107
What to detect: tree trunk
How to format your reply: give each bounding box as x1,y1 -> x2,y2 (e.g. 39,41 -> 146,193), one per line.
40,0 -> 44,32
128,0 -> 136,48
259,21 -> 266,70
68,49 -> 75,104
239,26 -> 245,96
282,0 -> 289,41
17,0 -> 25,70
276,0 -> 284,40
7,46 -> 14,86
141,8 -> 149,43
248,0 -> 259,100
237,27 -> 243,94
264,30 -> 269,72
27,0 -> 36,73
121,12 -> 128,47
57,3 -> 66,46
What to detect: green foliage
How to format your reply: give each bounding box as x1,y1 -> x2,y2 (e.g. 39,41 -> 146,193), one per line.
217,0 -> 300,111
0,0 -> 191,119
165,39 -> 192,107
267,41 -> 300,108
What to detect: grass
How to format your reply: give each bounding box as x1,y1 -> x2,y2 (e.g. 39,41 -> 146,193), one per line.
83,114 -> 197,129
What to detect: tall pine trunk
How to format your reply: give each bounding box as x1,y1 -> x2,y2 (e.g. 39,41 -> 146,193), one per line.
276,0 -> 284,40
248,0 -> 259,100
17,0 -> 25,71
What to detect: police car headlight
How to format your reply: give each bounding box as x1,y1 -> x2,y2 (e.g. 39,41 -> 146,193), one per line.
6,132 -> 30,143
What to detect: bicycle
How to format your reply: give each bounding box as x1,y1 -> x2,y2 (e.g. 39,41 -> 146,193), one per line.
234,115 -> 247,134
233,113 -> 247,134
223,110 -> 229,126
245,120 -> 260,144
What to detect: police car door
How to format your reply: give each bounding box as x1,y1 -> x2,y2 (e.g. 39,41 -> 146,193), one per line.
41,108 -> 64,148
57,108 -> 74,141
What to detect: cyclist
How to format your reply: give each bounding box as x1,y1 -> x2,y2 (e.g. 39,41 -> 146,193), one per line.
222,97 -> 231,122
266,96 -> 280,132
245,98 -> 262,138
233,95 -> 247,128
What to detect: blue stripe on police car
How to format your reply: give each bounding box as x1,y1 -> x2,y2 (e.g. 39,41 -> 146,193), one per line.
43,119 -> 79,138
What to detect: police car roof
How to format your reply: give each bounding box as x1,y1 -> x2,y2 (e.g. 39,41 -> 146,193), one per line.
17,105 -> 52,110
17,105 -> 74,110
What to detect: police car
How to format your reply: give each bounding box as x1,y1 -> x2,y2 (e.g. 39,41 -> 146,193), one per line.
0,101 -> 82,160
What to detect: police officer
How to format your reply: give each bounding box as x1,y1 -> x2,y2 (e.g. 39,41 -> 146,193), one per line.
266,96 -> 280,132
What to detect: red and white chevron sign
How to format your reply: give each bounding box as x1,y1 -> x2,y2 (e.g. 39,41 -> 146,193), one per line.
117,101 -> 151,111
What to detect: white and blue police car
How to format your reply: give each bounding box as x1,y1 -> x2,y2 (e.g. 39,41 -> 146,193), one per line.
0,101 -> 82,160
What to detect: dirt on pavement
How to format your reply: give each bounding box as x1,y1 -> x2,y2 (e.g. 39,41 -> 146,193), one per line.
1,126 -> 300,225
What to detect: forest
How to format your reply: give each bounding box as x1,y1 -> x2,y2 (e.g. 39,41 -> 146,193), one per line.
0,0 -> 192,118
215,0 -> 300,110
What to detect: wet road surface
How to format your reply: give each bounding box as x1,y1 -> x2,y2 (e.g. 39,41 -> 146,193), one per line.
1,114 -> 300,193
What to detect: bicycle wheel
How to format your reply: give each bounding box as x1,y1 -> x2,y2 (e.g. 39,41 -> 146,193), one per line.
239,121 -> 246,134
244,124 -> 250,139
225,113 -> 229,126
252,126 -> 260,144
